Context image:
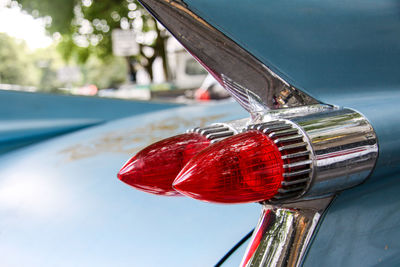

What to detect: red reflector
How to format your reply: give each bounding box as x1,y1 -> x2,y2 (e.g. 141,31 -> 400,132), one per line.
194,88 -> 210,101
173,131 -> 284,203
118,133 -> 210,196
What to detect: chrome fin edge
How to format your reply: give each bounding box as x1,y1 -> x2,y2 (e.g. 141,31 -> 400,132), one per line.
138,0 -> 320,113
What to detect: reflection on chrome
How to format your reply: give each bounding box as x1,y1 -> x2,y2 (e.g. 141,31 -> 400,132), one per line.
292,108 -> 379,198
137,0 -> 320,112
241,198 -> 332,267
253,107 -> 378,201
183,106 -> 379,203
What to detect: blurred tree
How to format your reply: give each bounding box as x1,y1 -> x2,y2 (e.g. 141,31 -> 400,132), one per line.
0,33 -> 39,86
31,46 -> 65,91
16,0 -> 170,82
81,56 -> 127,89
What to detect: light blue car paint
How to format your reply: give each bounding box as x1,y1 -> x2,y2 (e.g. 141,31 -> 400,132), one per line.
184,0 -> 400,105
304,170 -> 400,266
0,90 -> 180,154
0,100 -> 260,267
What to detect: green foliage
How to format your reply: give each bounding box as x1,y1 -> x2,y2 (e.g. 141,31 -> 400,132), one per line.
16,0 -> 74,34
31,46 -> 65,91
0,33 -> 39,86
81,56 -> 127,89
0,30 -> 125,90
16,0 -> 170,81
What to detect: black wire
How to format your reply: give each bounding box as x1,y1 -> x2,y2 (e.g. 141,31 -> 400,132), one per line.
214,228 -> 255,267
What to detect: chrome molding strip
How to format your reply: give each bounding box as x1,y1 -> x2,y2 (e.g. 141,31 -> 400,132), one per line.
241,197 -> 333,267
137,0 -> 320,112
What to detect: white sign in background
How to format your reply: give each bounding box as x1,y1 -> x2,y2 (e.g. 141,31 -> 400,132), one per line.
57,66 -> 81,83
112,29 -> 140,57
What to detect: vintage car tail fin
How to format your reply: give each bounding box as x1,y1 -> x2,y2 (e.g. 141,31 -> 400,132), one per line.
127,1 -> 382,266
137,0 -> 319,113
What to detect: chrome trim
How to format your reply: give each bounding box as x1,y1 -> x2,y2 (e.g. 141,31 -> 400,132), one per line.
187,123 -> 235,143
292,108 -> 379,198
189,106 -> 378,201
278,143 -> 308,151
241,197 -> 333,267
137,0 -> 320,112
248,121 -> 313,201
242,107 -> 378,202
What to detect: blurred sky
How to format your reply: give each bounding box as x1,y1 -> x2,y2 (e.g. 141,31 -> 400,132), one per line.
0,0 -> 52,49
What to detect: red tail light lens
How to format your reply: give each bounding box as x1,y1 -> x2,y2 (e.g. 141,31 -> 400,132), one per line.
173,131 -> 284,203
118,133 -> 210,196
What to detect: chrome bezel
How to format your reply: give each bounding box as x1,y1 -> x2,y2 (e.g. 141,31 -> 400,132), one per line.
247,121 -> 314,202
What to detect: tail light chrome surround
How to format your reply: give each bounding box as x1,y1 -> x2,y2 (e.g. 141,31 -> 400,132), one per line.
247,121 -> 313,201
290,108 -> 378,199
182,106 -> 379,203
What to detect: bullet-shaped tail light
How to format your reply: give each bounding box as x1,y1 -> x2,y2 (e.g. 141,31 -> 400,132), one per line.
173,121 -> 313,204
118,124 -> 235,196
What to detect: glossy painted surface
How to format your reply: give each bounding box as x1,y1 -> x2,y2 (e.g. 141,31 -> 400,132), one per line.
184,0 -> 400,104
304,171 -> 400,266
0,90 -> 179,154
0,118 -> 101,154
0,90 -> 179,121
0,100 -> 261,267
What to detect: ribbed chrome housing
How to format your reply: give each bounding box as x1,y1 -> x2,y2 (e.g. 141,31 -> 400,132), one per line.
187,124 -> 235,143
247,121 -> 313,201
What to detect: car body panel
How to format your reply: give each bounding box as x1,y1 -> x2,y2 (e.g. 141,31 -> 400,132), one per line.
0,100 -> 260,267
0,90 -> 180,154
183,0 -> 400,105
304,171 -> 400,266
